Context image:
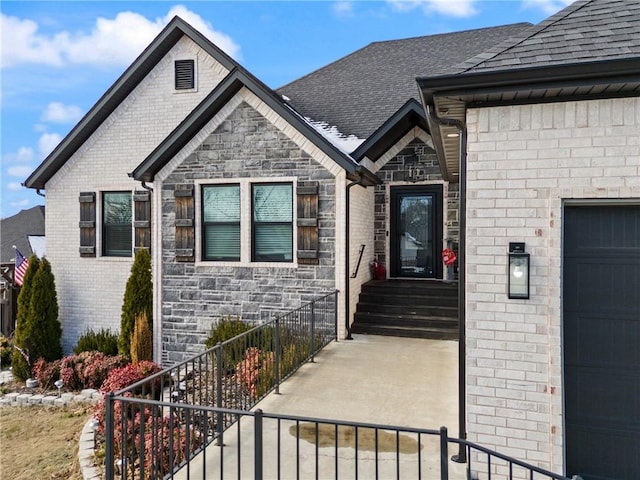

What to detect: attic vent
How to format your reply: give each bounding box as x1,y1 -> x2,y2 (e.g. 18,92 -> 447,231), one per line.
174,59 -> 195,90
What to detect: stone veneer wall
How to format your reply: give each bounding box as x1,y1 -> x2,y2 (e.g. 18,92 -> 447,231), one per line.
464,97 -> 640,473
373,139 -> 459,265
160,102 -> 337,363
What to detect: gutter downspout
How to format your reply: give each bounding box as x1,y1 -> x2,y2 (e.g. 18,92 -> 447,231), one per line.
345,179 -> 361,341
426,104 -> 467,463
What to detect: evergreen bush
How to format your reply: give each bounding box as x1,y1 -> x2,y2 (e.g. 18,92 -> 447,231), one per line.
0,335 -> 12,368
205,316 -> 253,372
119,248 -> 152,358
11,255 -> 40,380
26,258 -> 63,362
204,316 -> 252,348
130,311 -> 153,364
74,328 -> 119,355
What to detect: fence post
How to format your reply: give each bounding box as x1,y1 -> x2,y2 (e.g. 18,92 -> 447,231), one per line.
216,343 -> 224,446
310,300 -> 316,363
334,290 -> 339,342
254,409 -> 263,480
105,392 -> 114,480
440,426 -> 449,480
274,318 -> 281,394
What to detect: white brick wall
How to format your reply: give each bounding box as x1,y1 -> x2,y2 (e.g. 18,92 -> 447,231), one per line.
347,184 -> 375,336
45,36 -> 229,353
465,97 -> 640,473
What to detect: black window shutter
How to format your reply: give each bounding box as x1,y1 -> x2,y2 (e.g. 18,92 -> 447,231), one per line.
174,60 -> 195,90
297,182 -> 319,265
79,192 -> 96,257
133,190 -> 151,252
174,184 -> 195,261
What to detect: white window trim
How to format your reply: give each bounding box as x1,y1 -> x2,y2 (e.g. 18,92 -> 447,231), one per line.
173,56 -> 198,94
96,188 -> 135,262
195,177 -> 298,268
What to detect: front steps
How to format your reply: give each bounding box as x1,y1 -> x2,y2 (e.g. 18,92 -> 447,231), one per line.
351,279 -> 459,340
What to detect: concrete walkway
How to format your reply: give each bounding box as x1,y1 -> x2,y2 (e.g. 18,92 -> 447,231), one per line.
176,334 -> 467,479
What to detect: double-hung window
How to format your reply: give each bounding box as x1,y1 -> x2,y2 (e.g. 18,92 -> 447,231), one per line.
202,185 -> 241,261
200,181 -> 293,263
102,192 -> 132,257
252,183 -> 293,262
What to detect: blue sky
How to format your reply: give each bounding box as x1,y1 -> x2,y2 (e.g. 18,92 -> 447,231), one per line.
0,0 -> 573,219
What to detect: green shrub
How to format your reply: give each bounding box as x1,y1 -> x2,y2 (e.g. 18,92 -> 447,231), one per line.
130,312 -> 153,364
73,328 -> 119,355
11,255 -> 40,380
11,257 -> 62,380
204,316 -> 252,348
119,248 -> 152,358
0,335 -> 12,368
25,258 -> 62,362
205,316 -> 252,372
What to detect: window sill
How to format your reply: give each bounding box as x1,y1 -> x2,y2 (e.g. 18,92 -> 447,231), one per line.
195,260 -> 297,269
97,255 -> 133,262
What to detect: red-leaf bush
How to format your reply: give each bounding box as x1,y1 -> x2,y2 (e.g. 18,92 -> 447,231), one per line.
235,347 -> 274,399
94,360 -> 163,435
32,357 -> 62,390
94,360 -> 203,478
141,412 -> 202,479
33,352 -> 127,391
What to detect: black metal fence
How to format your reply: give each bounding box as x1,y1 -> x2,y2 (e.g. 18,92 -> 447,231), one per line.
104,291 -> 338,479
102,289 -> 576,480
103,397 -> 576,480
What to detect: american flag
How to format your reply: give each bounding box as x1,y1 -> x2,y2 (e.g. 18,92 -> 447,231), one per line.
14,248 -> 29,287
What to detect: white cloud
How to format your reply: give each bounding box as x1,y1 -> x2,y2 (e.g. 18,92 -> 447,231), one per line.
7,165 -> 33,178
41,102 -> 84,124
387,0 -> 477,17
522,0 -> 574,15
10,199 -> 30,208
7,182 -> 23,191
165,5 -> 240,59
38,133 -> 62,157
1,6 -> 241,69
0,14 -> 64,68
3,147 -> 34,163
333,1 -> 355,17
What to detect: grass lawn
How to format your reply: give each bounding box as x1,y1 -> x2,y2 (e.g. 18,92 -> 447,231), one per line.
0,404 -> 94,480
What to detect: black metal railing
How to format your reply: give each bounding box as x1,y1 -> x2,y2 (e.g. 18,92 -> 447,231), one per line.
102,289 -> 577,480
103,396 -> 577,480
104,291 -> 338,479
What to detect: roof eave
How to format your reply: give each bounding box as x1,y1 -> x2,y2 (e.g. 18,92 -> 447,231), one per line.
417,58 -> 640,101
419,58 -> 640,181
351,98 -> 429,162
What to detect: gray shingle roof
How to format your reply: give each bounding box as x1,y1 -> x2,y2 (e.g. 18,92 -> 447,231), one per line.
460,0 -> 640,73
1,206 -> 45,263
277,23 -> 532,140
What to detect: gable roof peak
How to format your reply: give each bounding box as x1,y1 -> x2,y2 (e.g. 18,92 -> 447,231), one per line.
23,14 -> 237,191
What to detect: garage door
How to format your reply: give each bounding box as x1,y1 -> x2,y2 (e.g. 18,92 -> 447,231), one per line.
563,205 -> 640,480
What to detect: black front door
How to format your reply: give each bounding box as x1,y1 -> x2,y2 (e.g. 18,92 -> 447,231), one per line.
563,205 -> 640,480
390,185 -> 443,279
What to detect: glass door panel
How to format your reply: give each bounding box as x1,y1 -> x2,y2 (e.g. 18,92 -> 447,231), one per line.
390,186 -> 443,279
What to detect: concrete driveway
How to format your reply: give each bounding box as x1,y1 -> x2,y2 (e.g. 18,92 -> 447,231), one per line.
176,334 -> 466,479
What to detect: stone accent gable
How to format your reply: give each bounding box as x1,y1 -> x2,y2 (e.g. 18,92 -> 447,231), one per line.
160,101 -> 337,363
373,138 -> 459,264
